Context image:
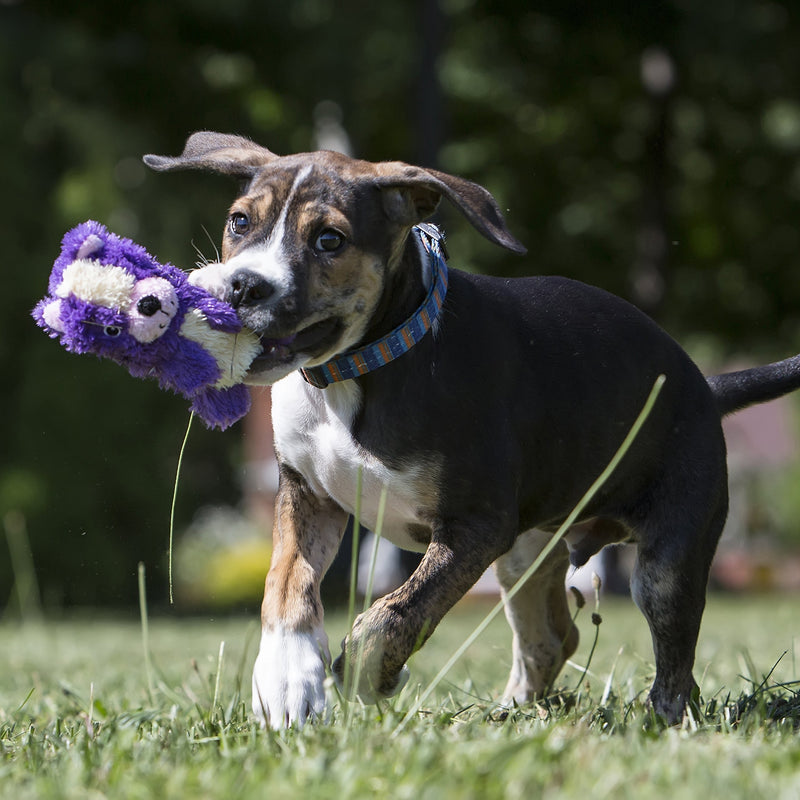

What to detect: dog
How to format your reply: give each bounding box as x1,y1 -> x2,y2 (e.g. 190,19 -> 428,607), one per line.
145,131 -> 800,728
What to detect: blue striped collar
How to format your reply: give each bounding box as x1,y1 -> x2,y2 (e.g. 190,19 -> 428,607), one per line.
301,224 -> 449,389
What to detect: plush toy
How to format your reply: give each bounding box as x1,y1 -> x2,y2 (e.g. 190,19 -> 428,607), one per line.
33,220 -> 262,430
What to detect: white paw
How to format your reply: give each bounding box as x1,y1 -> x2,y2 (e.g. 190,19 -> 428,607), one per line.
251,625 -> 330,729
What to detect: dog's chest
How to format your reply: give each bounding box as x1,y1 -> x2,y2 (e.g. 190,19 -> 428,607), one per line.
271,375 -> 438,551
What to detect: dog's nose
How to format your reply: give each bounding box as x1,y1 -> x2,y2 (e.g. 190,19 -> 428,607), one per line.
230,269 -> 275,308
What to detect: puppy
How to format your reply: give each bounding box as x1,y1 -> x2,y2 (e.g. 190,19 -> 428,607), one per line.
145,132 -> 800,727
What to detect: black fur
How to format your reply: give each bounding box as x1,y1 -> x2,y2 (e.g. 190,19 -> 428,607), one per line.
146,132 -> 800,726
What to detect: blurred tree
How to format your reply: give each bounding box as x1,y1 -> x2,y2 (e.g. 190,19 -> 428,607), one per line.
3,0 -> 800,608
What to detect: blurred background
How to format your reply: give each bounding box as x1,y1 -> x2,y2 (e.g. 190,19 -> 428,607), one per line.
4,0 -> 800,615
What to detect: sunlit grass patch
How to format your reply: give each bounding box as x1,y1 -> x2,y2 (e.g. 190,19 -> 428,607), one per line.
3,594 -> 800,799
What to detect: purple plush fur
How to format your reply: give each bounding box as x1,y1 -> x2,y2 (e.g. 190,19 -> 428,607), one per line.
33,221 -> 259,429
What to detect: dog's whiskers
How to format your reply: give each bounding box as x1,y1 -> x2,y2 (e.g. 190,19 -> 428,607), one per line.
190,226 -> 221,271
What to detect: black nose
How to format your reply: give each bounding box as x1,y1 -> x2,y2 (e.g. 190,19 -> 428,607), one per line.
229,270 -> 275,308
137,295 -> 162,317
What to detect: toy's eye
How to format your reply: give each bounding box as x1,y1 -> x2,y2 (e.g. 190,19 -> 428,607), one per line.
315,228 -> 346,253
229,212 -> 250,236
137,295 -> 162,317
104,325 -> 122,337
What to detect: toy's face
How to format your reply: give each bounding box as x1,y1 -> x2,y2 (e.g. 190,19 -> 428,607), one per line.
39,260 -> 180,354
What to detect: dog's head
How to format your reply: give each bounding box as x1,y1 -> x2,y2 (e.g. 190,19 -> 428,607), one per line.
144,132 -> 525,385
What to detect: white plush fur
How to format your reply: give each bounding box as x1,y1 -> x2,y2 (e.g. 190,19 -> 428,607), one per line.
179,309 -> 262,388
56,260 -> 135,309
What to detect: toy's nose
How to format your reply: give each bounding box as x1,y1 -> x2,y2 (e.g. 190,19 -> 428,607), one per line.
137,295 -> 162,316
230,269 -> 275,308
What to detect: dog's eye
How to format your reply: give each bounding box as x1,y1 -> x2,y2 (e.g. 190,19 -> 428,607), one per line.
315,228 -> 346,253
229,212 -> 250,236
103,325 -> 122,338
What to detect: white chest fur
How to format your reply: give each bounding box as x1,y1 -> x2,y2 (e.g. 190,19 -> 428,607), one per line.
271,374 -> 438,551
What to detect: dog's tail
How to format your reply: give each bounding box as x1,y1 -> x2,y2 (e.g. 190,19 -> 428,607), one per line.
707,353 -> 800,417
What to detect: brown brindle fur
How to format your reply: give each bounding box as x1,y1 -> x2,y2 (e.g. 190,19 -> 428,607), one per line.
263,467 -> 347,630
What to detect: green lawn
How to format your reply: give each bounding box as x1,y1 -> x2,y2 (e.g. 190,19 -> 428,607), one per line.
2,593 -> 800,799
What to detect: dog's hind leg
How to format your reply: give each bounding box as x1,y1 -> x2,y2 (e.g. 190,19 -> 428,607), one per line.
630,492 -> 728,724
493,529 -> 579,705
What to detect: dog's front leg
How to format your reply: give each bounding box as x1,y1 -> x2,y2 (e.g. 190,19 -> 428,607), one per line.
252,465 -> 348,729
333,518 -> 513,702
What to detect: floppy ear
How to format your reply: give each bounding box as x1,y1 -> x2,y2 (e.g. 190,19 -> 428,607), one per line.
143,131 -> 278,179
374,162 -> 527,255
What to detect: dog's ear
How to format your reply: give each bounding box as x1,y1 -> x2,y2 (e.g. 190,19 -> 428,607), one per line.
143,132 -> 278,179
374,163 -> 527,255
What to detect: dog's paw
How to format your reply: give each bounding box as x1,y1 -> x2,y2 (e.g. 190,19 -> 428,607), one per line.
375,662 -> 410,701
251,625 -> 330,729
331,654 -> 411,703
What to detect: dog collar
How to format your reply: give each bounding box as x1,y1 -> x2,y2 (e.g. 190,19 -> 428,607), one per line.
300,224 -> 449,389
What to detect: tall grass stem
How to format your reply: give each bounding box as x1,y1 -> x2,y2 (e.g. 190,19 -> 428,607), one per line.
138,562 -> 155,701
343,467 -> 364,700
361,486 -> 388,614
169,411 -> 195,604
213,640 -> 225,717
347,485 -> 389,719
3,511 -> 42,623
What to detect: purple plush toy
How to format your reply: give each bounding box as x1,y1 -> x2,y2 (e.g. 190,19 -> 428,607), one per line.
33,220 -> 262,429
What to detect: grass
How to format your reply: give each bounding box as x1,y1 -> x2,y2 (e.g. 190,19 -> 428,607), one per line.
3,593 -> 800,799
5,383 -> 800,798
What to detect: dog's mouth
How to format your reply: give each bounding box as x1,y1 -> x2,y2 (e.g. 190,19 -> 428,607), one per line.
249,318 -> 340,373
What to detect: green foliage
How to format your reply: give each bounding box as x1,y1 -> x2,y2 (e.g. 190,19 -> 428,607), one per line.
5,0 -> 800,605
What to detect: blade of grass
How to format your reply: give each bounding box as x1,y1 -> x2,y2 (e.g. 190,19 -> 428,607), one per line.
138,561 -> 155,701
393,374 -> 666,735
213,640 -> 225,720
348,485 -> 389,718
342,467 -> 364,699
601,647 -> 624,706
361,486 -> 388,614
573,573 -> 604,695
168,411 -> 195,605
3,511 -> 42,623
14,687 -> 35,715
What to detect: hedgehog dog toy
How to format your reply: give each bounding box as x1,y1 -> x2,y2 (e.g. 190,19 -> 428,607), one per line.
33,220 -> 262,429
